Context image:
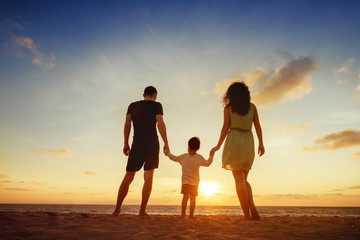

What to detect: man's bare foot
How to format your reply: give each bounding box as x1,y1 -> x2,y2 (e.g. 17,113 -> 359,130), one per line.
189,215 -> 195,219
180,214 -> 185,218
242,215 -> 252,221
112,208 -> 121,217
139,212 -> 149,217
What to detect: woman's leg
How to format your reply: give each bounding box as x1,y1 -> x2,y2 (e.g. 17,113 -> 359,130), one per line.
232,170 -> 251,220
181,194 -> 189,217
244,170 -> 260,220
189,195 -> 196,219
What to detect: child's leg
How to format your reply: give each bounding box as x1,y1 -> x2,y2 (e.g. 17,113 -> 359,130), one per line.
181,194 -> 189,217
189,195 -> 196,219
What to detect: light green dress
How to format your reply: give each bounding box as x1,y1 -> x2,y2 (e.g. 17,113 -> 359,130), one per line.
222,103 -> 255,171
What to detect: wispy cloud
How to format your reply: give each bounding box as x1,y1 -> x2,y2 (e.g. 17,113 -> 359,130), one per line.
352,152 -> 360,160
30,148 -> 72,157
4,187 -> 32,191
214,52 -> 320,106
353,84 -> 360,100
333,58 -> 355,76
255,193 -> 317,199
347,185 -> 360,189
282,124 -> 311,134
301,129 -> 360,151
2,20 -> 55,70
84,171 -> 99,176
5,34 -> 56,70
0,174 -> 9,179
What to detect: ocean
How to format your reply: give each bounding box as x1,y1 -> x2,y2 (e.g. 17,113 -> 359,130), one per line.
1,204 -> 359,218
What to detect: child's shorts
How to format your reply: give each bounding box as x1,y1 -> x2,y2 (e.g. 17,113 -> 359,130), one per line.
181,184 -> 198,196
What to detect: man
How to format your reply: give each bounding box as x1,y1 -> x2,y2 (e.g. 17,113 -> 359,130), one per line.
112,86 -> 170,216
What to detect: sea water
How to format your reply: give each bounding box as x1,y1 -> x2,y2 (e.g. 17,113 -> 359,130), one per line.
1,204 -> 359,217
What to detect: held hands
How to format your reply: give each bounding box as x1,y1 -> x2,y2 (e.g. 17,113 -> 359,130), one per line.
210,146 -> 220,157
123,144 -> 130,156
163,144 -> 170,156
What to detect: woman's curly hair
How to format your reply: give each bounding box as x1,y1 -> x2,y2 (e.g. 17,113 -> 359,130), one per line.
223,81 -> 251,115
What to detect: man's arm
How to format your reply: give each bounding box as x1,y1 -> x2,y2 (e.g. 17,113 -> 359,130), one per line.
156,114 -> 170,154
123,114 -> 132,156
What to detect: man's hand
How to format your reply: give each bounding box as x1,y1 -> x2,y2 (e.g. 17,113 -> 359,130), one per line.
163,144 -> 170,155
123,144 -> 130,156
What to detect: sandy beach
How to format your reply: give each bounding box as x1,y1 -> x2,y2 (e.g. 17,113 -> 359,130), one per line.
0,212 -> 359,240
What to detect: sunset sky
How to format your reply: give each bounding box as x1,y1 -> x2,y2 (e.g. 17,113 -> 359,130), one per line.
1,0 -> 360,206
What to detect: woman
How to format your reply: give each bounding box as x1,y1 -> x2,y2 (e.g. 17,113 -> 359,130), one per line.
210,81 -> 265,220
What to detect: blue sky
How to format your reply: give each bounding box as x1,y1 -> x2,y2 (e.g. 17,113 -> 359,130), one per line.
1,0 -> 360,205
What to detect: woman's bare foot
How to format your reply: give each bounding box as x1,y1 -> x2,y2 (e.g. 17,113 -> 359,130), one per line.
251,209 -> 261,220
242,215 -> 252,221
112,208 -> 121,217
139,212 -> 149,217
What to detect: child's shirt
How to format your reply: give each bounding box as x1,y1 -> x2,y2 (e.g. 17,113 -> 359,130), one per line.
168,153 -> 212,186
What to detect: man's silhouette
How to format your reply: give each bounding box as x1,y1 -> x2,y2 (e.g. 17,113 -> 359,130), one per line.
112,86 -> 169,216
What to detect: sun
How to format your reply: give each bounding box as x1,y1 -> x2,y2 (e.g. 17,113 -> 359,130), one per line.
200,181 -> 218,197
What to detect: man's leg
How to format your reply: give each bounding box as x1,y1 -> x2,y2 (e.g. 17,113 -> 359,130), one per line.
112,171 -> 136,216
139,169 -> 154,216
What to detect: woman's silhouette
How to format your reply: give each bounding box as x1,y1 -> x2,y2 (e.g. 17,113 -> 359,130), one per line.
211,81 -> 264,220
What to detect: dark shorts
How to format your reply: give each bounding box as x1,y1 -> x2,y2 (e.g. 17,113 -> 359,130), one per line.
126,138 -> 159,172
181,184 -> 198,196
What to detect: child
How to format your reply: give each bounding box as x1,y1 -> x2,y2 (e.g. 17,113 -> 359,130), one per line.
166,137 -> 213,218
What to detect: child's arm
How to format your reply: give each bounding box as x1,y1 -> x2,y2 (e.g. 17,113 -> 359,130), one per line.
253,104 -> 265,156
166,152 -> 182,162
201,154 -> 214,167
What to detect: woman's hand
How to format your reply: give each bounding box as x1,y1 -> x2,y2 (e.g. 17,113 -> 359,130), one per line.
210,146 -> 220,156
258,144 -> 265,156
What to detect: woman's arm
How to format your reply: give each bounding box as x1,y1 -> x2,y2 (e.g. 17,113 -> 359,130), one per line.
210,106 -> 230,156
253,104 -> 265,156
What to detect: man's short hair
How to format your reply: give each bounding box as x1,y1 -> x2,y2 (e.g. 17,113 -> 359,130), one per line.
188,137 -> 200,151
144,86 -> 157,96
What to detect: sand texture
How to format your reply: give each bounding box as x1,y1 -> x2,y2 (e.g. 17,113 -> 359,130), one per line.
0,212 -> 359,240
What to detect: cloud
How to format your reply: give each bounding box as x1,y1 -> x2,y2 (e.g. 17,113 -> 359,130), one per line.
0,174 -> 9,179
252,56 -> 319,106
282,124 -> 311,134
353,84 -> 360,100
5,34 -> 56,70
347,185 -> 360,189
214,67 -> 271,98
4,187 -> 32,191
352,152 -> 360,160
84,171 -> 99,176
301,129 -> 360,151
255,193 -> 317,200
214,53 -> 319,106
30,148 -> 72,157
333,58 -> 355,76
2,20 -> 55,70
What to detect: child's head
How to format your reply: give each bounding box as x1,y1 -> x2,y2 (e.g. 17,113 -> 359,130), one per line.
188,137 -> 200,152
